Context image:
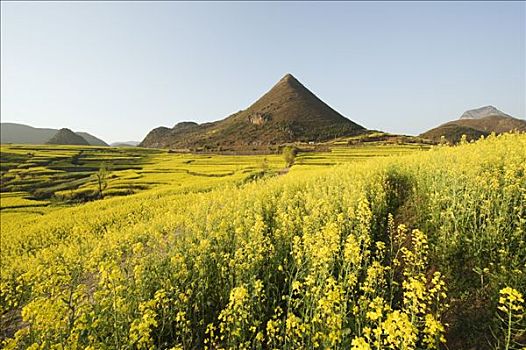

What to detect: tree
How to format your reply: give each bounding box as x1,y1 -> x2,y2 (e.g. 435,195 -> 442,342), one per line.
95,163 -> 108,198
282,146 -> 297,167
261,157 -> 269,173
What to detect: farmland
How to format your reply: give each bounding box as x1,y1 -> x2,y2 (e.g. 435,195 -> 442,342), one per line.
1,135 -> 525,349
0,143 -> 423,214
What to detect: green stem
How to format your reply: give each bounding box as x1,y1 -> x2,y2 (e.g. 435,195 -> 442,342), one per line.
505,302 -> 512,350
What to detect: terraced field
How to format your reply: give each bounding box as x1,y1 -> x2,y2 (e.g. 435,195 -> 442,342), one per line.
1,143 -> 429,214
0,145 -> 284,214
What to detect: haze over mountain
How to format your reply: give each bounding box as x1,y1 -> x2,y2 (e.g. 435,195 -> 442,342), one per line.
420,106 -> 526,143
140,74 -> 366,149
46,128 -> 90,146
0,123 -> 108,146
110,141 -> 140,147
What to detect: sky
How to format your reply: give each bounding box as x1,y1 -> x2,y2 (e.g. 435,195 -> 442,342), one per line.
1,1 -> 525,143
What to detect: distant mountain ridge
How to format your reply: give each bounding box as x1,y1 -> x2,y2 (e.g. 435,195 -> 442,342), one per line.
140,74 -> 366,149
420,106 -> 525,143
1,123 -> 108,146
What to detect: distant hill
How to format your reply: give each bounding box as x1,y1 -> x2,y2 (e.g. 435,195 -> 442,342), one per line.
0,123 -> 108,146
76,132 -> 108,146
46,128 -> 90,145
420,124 -> 490,144
1,123 -> 57,144
459,105 -> 511,120
420,106 -> 526,143
140,74 -> 366,149
110,141 -> 140,147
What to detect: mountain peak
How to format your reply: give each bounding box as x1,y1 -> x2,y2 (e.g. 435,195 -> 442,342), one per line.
47,128 -> 90,145
460,105 -> 510,120
140,74 -> 366,148
279,73 -> 296,82
274,73 -> 302,89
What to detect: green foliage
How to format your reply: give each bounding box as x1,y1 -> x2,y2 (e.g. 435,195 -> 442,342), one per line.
95,163 -> 109,198
282,146 -> 298,167
260,157 -> 269,173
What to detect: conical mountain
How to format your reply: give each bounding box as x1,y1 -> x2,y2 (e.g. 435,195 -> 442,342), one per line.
46,128 -> 90,146
140,74 -> 365,148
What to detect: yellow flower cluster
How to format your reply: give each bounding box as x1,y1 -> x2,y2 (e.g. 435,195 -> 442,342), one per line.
1,133 -> 525,349
498,287 -> 524,314
495,287 -> 525,350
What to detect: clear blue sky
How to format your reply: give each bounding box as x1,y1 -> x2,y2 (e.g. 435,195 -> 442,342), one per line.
1,1 -> 525,143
